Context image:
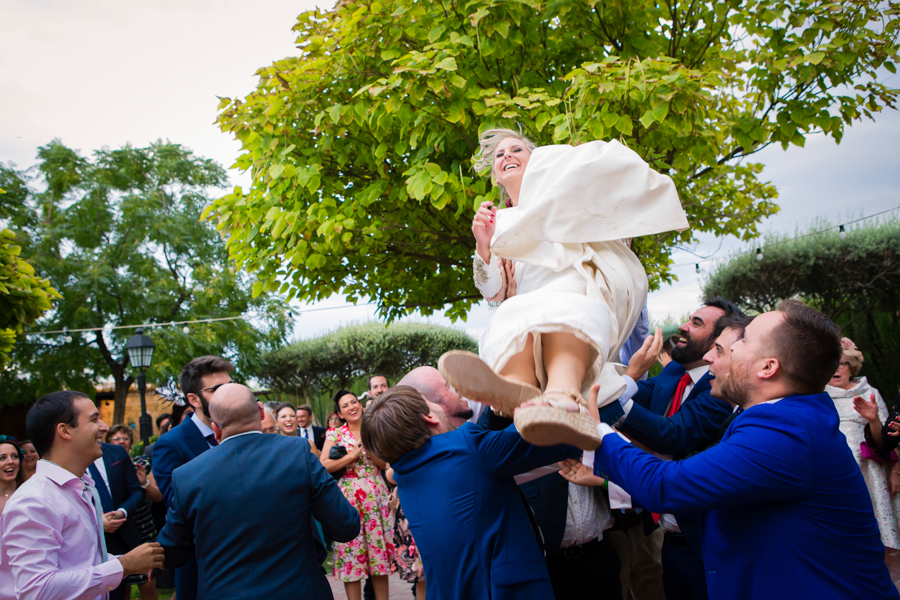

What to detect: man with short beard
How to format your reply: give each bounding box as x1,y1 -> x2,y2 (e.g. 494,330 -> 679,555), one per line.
598,297 -> 741,600
152,355 -> 234,600
582,300 -> 898,600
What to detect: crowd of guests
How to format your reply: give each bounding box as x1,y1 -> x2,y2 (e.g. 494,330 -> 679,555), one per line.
1,298 -> 899,600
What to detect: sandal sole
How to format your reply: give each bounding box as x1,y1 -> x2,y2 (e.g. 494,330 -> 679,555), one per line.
514,404 -> 602,451
438,350 -> 541,414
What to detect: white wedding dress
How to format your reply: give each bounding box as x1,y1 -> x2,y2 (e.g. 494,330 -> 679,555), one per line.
474,140 -> 689,407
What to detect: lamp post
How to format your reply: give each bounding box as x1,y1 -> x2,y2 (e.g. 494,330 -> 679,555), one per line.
125,327 -> 156,447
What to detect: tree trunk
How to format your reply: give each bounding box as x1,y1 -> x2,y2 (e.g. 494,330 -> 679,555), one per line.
112,376 -> 132,425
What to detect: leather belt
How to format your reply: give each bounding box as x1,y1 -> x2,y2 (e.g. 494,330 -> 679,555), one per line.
546,537 -> 606,560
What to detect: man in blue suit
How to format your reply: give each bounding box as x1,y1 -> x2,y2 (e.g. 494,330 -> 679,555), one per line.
90,440 -> 145,600
598,298 -> 740,600
157,384 -> 359,600
361,385 -> 581,600
152,355 -> 234,600
584,300 -> 899,600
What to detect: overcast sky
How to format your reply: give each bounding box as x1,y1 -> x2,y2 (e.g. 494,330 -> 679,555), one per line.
3,0 -> 898,342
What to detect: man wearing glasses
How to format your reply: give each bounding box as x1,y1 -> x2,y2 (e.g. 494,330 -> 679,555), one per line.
152,355 -> 234,600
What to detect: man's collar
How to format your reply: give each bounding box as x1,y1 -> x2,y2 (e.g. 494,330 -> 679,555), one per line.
687,364 -> 709,384
220,430 -> 263,444
191,411 -> 214,437
37,458 -> 84,486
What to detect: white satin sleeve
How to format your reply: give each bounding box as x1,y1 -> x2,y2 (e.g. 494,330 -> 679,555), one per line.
473,252 -> 503,299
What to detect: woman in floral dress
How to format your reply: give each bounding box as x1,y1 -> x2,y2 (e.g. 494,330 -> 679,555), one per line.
321,390 -> 394,600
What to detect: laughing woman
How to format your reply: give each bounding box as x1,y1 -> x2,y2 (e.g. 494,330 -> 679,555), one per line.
0,435 -> 23,513
440,128 -> 689,448
320,390 -> 393,600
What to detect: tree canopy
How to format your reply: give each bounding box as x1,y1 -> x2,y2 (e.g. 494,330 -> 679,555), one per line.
206,0 -> 898,321
703,217 -> 900,397
0,141 -> 290,417
260,321 -> 477,422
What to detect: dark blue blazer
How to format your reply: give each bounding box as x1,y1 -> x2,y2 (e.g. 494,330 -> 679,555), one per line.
596,393 -> 898,600
599,361 -> 732,458
151,414 -> 211,600
392,423 -> 580,600
157,433 -> 359,600
90,442 -> 144,555
478,407 -> 587,551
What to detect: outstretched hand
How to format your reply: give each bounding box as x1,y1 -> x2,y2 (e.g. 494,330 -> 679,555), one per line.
852,393 -> 880,423
624,328 -> 663,381
559,458 -> 605,487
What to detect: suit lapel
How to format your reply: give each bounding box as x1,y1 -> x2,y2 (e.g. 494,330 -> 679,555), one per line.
685,371 -> 712,402
651,364 -> 686,415
181,416 -> 212,458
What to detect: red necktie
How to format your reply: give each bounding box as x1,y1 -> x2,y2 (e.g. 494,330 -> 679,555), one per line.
666,372 -> 693,417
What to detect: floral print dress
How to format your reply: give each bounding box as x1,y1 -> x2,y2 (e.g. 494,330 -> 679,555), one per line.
329,424 -> 394,582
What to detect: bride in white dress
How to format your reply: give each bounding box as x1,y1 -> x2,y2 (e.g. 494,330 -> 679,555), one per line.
439,128 -> 689,449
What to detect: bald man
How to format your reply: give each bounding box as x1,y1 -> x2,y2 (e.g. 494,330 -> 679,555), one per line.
398,366 -> 475,428
156,384 -> 360,600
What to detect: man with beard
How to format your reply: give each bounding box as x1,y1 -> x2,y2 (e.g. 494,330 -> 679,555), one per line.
597,298 -> 741,600
152,355 -> 233,600
578,300 -> 898,600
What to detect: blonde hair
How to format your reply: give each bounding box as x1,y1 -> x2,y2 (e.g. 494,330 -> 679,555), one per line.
472,127 -> 537,207
840,337 -> 865,377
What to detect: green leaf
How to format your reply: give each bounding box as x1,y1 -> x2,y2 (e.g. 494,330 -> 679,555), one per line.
435,57 -> 458,71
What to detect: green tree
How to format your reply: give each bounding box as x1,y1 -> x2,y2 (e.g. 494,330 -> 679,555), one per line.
205,0 -> 897,321
703,218 -> 900,397
261,321 -> 477,423
0,142 -> 291,418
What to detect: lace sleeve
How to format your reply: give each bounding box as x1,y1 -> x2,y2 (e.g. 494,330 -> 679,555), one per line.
473,252 -> 503,299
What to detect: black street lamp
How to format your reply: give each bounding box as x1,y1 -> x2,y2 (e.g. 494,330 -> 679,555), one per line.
125,327 -> 155,447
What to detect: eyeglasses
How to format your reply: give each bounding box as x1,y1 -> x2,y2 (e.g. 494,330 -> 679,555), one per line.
199,381 -> 237,394
110,436 -> 131,444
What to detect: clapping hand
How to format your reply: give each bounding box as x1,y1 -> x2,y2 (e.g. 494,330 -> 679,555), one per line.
852,394 -> 880,423
486,259 -> 517,304
888,417 -> 900,438
102,511 -> 126,533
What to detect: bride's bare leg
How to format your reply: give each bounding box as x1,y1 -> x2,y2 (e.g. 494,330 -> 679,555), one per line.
498,333 -> 539,387
542,332 -> 591,404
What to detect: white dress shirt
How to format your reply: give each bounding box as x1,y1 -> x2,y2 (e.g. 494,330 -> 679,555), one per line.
191,412 -> 216,448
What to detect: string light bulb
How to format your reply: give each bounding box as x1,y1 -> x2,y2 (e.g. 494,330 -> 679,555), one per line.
183,326 -> 190,334
839,225 -> 847,240
63,327 -> 72,343
695,263 -> 701,274
756,248 -> 763,261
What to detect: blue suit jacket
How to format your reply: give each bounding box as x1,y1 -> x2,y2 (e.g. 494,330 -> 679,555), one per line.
151,415 -> 211,600
599,361 -> 732,459
393,423 -> 580,600
596,393 -> 898,600
157,433 -> 359,600
90,442 -> 144,555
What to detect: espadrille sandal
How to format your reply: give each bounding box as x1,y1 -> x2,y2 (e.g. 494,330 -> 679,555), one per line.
514,389 -> 602,450
438,350 -> 542,415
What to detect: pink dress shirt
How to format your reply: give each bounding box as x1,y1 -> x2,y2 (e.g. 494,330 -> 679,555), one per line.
0,460 -> 123,600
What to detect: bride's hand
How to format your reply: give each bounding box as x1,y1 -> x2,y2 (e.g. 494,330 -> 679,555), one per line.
472,201 -> 497,261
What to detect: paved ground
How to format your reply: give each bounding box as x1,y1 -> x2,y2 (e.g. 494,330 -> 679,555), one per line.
325,551 -> 900,599
328,575 -> 414,599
